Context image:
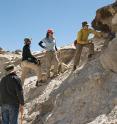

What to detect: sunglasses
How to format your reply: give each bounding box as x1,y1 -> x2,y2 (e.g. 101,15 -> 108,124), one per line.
48,32 -> 53,34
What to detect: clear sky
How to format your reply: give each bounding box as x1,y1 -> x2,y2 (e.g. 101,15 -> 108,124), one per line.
0,0 -> 114,51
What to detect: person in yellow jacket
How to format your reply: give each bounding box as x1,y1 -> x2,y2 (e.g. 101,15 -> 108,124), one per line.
73,21 -> 101,71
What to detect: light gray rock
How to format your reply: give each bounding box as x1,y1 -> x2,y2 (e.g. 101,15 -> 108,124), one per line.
100,37 -> 117,73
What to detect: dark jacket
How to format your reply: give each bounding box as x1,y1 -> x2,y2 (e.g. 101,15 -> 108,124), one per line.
0,72 -> 24,106
22,44 -> 37,64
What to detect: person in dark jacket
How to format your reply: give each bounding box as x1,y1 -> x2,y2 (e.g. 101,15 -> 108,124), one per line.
22,38 -> 38,64
21,38 -> 43,86
0,64 -> 24,124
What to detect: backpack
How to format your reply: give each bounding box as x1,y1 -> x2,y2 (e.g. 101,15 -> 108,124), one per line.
74,40 -> 77,46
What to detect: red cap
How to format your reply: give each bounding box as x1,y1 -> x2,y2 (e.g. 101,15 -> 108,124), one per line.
47,29 -> 54,33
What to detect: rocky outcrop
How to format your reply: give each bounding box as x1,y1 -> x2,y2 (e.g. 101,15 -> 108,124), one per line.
24,44 -> 117,124
21,2 -> 117,123
92,1 -> 117,33
0,37 -> 117,124
0,39 -> 117,124
0,46 -> 75,124
0,2 -> 117,124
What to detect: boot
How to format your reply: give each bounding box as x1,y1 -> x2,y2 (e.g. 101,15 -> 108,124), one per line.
73,65 -> 76,71
88,54 -> 93,58
51,73 -> 59,79
35,80 -> 46,87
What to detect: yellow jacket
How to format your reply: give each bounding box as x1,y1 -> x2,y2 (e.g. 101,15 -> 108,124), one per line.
77,28 -> 101,44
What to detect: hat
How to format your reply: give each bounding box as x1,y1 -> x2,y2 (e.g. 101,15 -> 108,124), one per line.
24,38 -> 31,43
47,29 -> 54,34
82,21 -> 89,27
4,64 -> 15,72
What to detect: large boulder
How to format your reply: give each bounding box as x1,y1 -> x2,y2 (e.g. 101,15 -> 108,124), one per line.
92,1 -> 117,32
100,37 -> 117,73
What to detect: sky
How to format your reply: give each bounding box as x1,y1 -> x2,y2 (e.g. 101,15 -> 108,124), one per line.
0,0 -> 114,51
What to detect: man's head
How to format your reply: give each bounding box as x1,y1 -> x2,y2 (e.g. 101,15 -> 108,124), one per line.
82,21 -> 89,29
24,38 -> 31,45
4,64 -> 15,74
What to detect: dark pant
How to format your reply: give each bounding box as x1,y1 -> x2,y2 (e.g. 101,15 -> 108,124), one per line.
1,104 -> 19,124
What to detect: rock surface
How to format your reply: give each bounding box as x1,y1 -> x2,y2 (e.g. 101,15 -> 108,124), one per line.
18,37 -> 116,124
0,2 -> 117,124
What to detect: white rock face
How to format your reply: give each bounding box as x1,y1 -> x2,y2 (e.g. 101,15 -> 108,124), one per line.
100,37 -> 117,73
88,106 -> 117,124
43,58 -> 117,124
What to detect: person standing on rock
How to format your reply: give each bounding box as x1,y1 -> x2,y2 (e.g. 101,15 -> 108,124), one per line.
21,38 -> 43,86
39,29 -> 59,78
73,21 -> 102,71
0,64 -> 24,124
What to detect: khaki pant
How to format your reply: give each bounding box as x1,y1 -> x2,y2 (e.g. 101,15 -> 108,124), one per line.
46,51 -> 59,77
21,61 -> 42,85
74,43 -> 94,66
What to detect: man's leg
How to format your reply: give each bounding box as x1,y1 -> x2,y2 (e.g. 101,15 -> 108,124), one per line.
9,105 -> 19,124
73,44 -> 83,70
1,105 -> 9,124
85,43 -> 94,58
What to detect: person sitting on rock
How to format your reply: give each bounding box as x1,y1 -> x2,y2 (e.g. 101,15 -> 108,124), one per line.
39,29 -> 59,78
21,38 -> 43,87
73,21 -> 102,71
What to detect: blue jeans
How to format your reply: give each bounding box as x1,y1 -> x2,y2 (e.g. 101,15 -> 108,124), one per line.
1,104 -> 19,124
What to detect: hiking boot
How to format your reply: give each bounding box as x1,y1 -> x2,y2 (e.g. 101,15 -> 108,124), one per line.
73,65 -> 76,71
51,73 -> 59,79
88,54 -> 93,58
35,80 -> 46,87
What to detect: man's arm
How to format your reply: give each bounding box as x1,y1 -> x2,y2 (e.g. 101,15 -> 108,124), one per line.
89,29 -> 102,38
14,77 -> 24,106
